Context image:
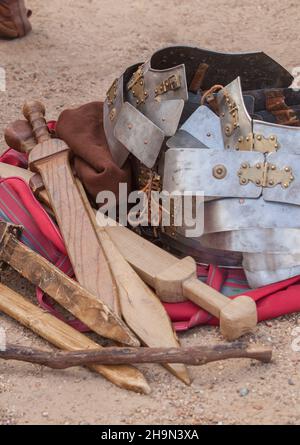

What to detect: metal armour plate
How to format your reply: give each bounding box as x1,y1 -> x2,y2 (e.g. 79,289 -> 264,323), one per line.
143,99 -> 185,136
163,148 -> 263,198
103,76 -> 130,168
217,77 -> 252,150
114,102 -> 165,169
180,106 -> 224,150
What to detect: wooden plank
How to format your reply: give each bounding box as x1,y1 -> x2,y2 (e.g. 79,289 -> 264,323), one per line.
0,283 -> 150,394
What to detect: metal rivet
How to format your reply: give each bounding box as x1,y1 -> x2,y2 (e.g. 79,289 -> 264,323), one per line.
256,135 -> 262,141
271,165 -> 276,170
256,163 -> 261,169
256,179 -> 261,185
241,178 -> 247,184
212,164 -> 227,179
285,167 -> 291,172
269,180 -> 274,186
283,183 -> 289,188
144,140 -> 148,145
207,133 -> 211,137
242,163 -> 248,169
270,135 -> 275,141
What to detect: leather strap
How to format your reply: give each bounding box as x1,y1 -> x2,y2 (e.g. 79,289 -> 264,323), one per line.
266,89 -> 300,126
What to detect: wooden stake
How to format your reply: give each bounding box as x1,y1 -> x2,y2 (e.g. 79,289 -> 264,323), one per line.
0,283 -> 150,394
0,343 -> 272,369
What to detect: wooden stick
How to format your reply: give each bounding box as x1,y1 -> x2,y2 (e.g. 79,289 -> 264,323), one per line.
76,179 -> 190,385
0,283 -> 150,394
0,343 -> 272,368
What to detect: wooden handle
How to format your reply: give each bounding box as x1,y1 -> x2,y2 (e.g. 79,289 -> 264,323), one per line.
4,119 -> 36,154
23,101 -> 51,145
183,277 -> 230,318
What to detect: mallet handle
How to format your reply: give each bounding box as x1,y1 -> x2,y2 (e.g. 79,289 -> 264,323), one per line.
23,101 -> 51,145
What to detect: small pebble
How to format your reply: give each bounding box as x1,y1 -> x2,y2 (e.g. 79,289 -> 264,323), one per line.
42,411 -> 49,417
288,379 -> 295,386
239,388 -> 249,397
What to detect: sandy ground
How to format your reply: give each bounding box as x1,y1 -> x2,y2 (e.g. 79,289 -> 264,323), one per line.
1,0 -> 300,425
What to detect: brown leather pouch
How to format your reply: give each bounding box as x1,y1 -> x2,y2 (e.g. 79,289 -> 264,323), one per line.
0,0 -> 32,39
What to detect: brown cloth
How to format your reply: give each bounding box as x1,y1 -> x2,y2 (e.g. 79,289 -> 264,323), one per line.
55,102 -> 132,201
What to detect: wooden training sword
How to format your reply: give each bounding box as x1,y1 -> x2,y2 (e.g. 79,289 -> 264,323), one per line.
22,101 -> 120,315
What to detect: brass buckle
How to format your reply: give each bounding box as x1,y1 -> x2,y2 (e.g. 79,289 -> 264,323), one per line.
155,74 -> 181,97
237,133 -> 279,153
238,162 -> 294,189
222,90 -> 239,137
127,65 -> 149,106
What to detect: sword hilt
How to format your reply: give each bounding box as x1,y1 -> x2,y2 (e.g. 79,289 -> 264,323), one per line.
23,101 -> 51,145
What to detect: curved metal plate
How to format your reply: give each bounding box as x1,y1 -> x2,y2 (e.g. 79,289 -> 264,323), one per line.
199,228 -> 300,254
217,77 -> 252,150
203,197 -> 300,234
180,105 -> 224,149
126,60 -> 188,137
114,102 -> 165,169
163,148 -> 263,198
243,252 -> 300,271
103,76 -> 130,167
243,264 -> 300,288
